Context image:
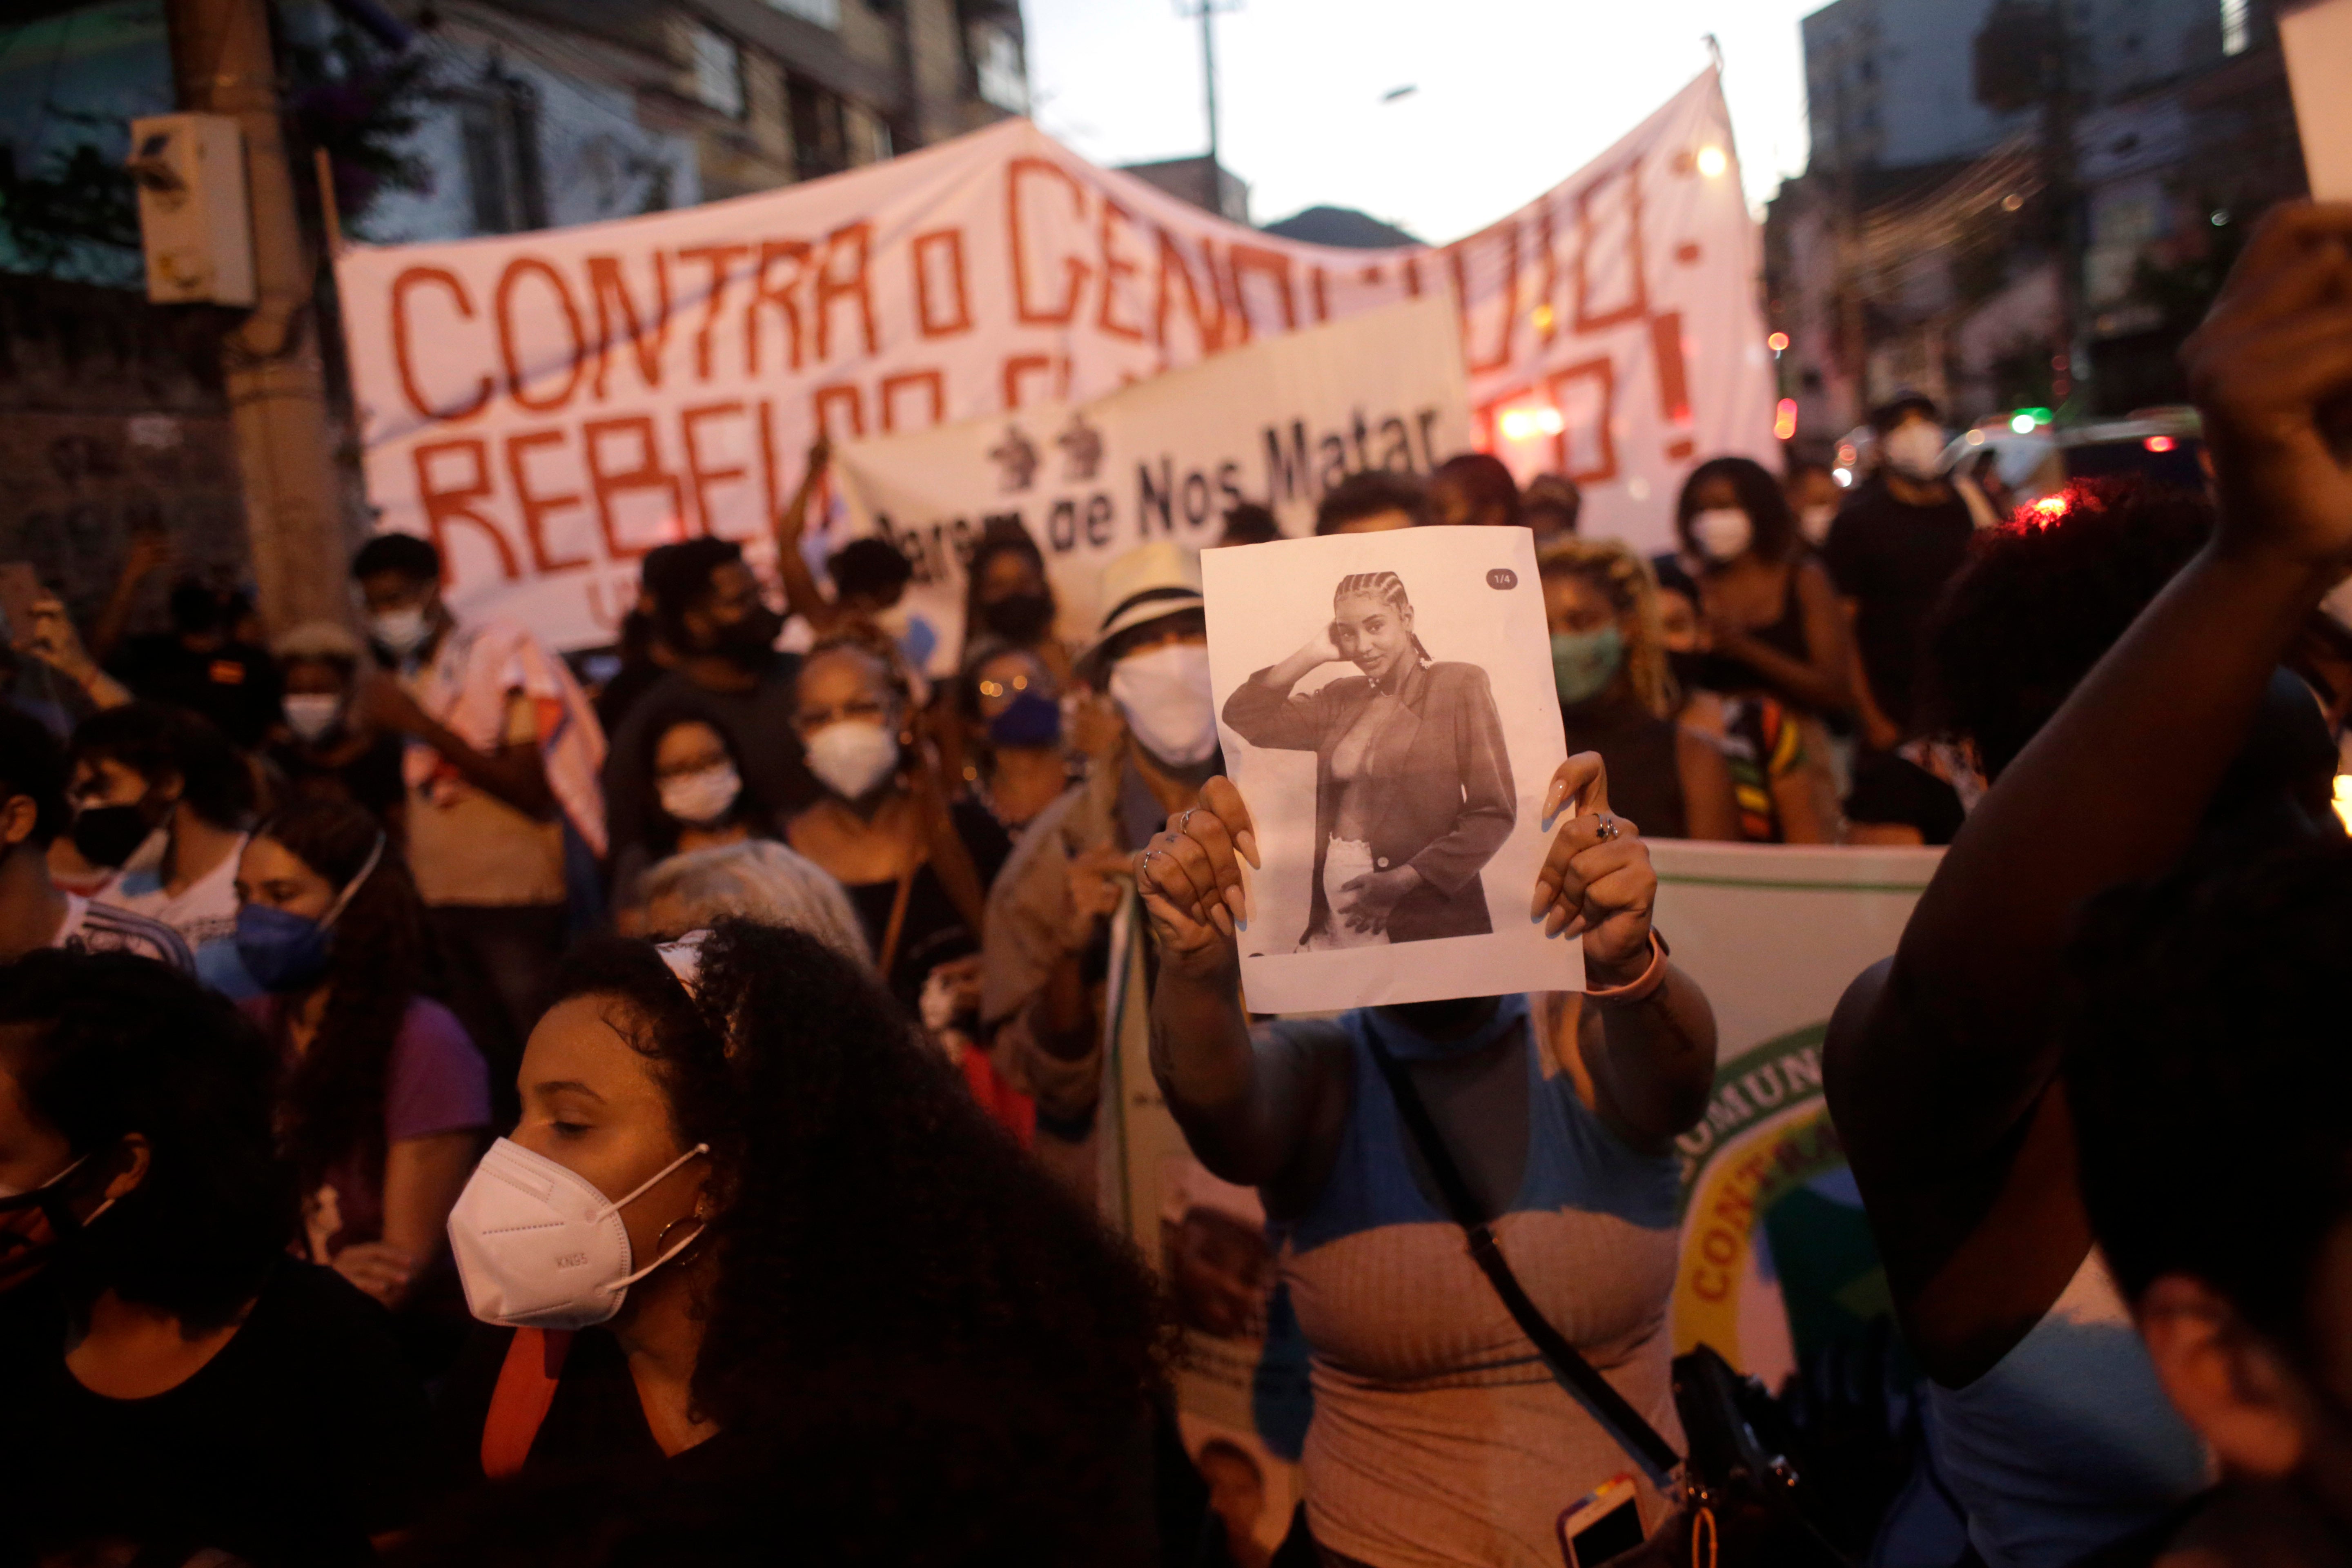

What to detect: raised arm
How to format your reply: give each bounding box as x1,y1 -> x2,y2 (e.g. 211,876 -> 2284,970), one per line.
1533,754 -> 1716,1148
1219,626 -> 1345,751
1830,203 -> 2352,1213
1139,777 -> 1345,1189
771,436 -> 842,634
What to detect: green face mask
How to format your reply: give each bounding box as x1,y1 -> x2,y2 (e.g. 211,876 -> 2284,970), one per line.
1551,625 -> 1624,706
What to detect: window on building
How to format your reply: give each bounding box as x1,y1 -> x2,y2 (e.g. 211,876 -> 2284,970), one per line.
459,70 -> 548,234
763,0 -> 840,26
969,22 -> 1028,114
689,22 -> 746,117
789,77 -> 848,178
2220,0 -> 2250,54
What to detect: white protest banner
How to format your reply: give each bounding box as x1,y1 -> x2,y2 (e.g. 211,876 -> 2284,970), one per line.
1203,525 -> 1575,1013
1647,839 -> 1942,1386
831,296 -> 1469,662
334,71 -> 1773,651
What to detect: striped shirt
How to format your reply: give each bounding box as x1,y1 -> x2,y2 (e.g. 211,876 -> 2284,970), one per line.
53,894 -> 197,973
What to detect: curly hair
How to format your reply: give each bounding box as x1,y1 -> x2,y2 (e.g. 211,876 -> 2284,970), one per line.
1539,537 -> 1677,718
2065,838 -> 2352,1352
543,922 -> 1167,1529
0,949 -> 292,1330
1916,477 -> 2212,779
255,797 -> 431,1200
1675,456 -> 1801,565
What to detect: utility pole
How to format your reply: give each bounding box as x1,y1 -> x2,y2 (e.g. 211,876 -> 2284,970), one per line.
1176,0 -> 1241,179
1199,0 -> 1219,167
163,0 -> 352,633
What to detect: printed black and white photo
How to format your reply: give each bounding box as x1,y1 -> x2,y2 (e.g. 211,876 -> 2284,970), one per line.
1203,526 -> 1575,1012
1221,570 -> 1514,951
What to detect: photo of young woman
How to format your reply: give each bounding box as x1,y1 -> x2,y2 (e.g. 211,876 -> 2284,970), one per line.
1221,570 -> 1514,951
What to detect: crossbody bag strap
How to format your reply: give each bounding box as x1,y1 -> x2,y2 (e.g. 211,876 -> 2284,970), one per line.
1365,1031 -> 1684,1488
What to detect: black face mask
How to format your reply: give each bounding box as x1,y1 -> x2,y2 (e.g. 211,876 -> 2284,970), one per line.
71,803 -> 156,869
706,605 -> 784,669
980,590 -> 1056,646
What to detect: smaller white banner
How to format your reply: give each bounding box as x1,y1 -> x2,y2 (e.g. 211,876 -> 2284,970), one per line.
1205,525 -> 1578,1013
831,296 -> 1472,674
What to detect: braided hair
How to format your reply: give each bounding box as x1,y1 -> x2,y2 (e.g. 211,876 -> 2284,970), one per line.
1332,570 -> 1432,677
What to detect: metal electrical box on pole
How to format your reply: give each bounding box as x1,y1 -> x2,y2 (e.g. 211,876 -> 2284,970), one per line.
127,114 -> 256,306
160,0 -> 354,634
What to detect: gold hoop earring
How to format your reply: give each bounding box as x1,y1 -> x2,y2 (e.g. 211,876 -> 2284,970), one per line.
654,1196 -> 711,1261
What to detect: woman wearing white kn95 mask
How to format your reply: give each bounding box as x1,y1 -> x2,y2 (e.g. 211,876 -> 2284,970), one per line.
432,922 -> 1167,1562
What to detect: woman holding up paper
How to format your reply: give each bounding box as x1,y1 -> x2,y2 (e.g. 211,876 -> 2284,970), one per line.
1133,759 -> 1716,1564
1221,571 -> 1515,949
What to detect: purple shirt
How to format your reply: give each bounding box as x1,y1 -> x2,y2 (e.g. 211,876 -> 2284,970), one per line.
243,994 -> 492,1256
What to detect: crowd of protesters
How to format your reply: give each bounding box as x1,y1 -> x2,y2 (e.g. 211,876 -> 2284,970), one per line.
2,198 -> 2351,1568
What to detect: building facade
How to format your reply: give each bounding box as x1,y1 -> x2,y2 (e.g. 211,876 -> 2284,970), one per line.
1771,0 -> 2303,438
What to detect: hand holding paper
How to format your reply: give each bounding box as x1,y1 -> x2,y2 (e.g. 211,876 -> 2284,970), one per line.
1532,753 -> 1661,976
1134,777 -> 1259,987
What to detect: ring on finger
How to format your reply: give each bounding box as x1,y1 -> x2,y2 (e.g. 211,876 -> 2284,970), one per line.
1179,807 -> 1196,830
1594,814 -> 1619,842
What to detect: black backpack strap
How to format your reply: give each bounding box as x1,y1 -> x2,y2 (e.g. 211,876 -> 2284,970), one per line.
1365,1029 -> 1683,1488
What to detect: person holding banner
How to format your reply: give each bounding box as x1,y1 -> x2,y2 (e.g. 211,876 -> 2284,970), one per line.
1134,756 -> 1717,1565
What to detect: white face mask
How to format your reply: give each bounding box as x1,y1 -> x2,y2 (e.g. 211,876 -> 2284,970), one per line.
1689,507 -> 1755,564
370,606 -> 432,658
283,694 -> 343,744
1798,502 -> 1838,546
657,762 -> 741,827
446,1137 -> 710,1330
804,719 -> 900,800
1108,643 -> 1218,767
1881,420 -> 1948,481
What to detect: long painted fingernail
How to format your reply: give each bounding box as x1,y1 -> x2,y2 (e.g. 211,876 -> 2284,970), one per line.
1236,831 -> 1261,869
1225,884 -> 1247,921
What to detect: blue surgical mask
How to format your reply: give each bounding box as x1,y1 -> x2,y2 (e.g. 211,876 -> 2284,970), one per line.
235,834 -> 385,994
1551,626 -> 1625,706
987,688 -> 1062,748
